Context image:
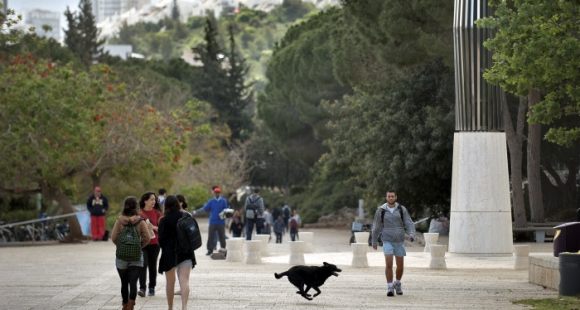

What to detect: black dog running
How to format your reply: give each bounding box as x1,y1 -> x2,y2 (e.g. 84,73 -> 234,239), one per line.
274,262 -> 342,301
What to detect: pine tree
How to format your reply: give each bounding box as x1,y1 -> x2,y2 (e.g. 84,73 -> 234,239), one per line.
172,0 -> 180,20
64,0 -> 104,67
225,24 -> 253,141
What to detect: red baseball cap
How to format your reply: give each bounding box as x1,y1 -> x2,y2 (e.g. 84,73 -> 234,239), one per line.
94,186 -> 101,191
213,187 -> 221,193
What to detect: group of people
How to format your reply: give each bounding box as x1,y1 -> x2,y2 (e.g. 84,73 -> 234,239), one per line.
94,188 -> 195,310
93,186 -> 417,306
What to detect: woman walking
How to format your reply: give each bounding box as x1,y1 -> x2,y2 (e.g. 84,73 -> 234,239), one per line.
112,196 -> 151,310
158,195 -> 196,310
138,191 -> 162,297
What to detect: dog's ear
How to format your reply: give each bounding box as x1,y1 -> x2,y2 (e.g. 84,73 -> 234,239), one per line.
323,262 -> 328,266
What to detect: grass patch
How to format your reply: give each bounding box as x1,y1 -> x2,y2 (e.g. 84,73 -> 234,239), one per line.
513,296 -> 580,309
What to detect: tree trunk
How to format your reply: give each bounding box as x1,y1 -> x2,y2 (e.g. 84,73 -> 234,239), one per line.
91,173 -> 101,189
527,89 -> 544,223
504,95 -> 527,228
41,181 -> 84,241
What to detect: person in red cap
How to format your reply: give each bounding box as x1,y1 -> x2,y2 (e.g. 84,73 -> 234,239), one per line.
87,186 -> 109,241
192,186 -> 229,255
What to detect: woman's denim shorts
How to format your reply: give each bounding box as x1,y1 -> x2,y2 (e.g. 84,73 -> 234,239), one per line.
115,253 -> 144,269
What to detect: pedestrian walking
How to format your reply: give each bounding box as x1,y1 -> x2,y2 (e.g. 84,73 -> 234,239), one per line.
158,195 -> 196,310
111,196 -> 151,310
192,187 -> 228,255
371,190 -> 415,297
137,191 -> 162,297
289,210 -> 301,241
87,186 -> 109,241
244,188 -> 265,240
281,204 -> 291,232
273,215 -> 285,243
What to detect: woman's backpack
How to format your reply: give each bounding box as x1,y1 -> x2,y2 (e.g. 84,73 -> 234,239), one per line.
116,219 -> 143,261
176,213 -> 202,253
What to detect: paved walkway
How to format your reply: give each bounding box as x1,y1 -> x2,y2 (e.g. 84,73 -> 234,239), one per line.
0,219 -> 558,309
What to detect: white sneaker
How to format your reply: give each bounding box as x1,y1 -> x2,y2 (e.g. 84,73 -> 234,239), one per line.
394,282 -> 403,295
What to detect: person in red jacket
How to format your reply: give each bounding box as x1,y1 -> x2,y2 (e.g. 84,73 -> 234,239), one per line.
137,191 -> 162,297
87,186 -> 109,241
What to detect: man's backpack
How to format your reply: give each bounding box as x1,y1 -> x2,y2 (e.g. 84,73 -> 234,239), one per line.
289,217 -> 298,229
116,218 -> 143,262
245,196 -> 261,220
176,213 -> 202,253
283,207 -> 290,218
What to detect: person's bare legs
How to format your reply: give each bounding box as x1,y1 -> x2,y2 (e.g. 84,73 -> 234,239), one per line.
177,266 -> 191,309
395,256 -> 404,281
165,268 -> 176,309
384,254 -> 394,282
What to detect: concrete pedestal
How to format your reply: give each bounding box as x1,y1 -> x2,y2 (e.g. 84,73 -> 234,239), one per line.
355,232 -> 369,244
513,245 -> 530,270
289,241 -> 305,265
300,232 -> 314,253
226,238 -> 244,262
429,245 -> 447,269
423,233 -> 439,252
244,240 -> 262,264
449,132 -> 513,255
253,234 -> 270,257
351,243 -> 369,268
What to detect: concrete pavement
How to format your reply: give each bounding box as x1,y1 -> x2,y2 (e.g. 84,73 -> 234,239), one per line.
0,219 -> 558,309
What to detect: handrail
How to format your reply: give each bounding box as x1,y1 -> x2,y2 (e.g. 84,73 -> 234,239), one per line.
0,211 -> 88,229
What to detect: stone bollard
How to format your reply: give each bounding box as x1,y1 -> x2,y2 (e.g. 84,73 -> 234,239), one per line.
429,245 -> 447,269
423,233 -> 439,253
354,232 -> 370,244
513,244 -> 530,270
351,242 -> 369,268
245,240 -> 262,264
253,234 -> 270,257
226,237 -> 244,262
300,232 -> 314,253
289,241 -> 305,265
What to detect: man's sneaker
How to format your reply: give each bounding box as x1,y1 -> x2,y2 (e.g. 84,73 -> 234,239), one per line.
138,289 -> 146,297
387,287 -> 395,297
206,251 -> 212,256
394,282 -> 403,295
148,288 -> 155,296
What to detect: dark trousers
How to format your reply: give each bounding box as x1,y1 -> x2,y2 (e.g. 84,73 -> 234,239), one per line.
283,217 -> 290,232
207,224 -> 226,252
275,232 -> 282,243
245,218 -> 263,240
290,228 -> 299,241
117,266 -> 139,303
139,244 -> 160,290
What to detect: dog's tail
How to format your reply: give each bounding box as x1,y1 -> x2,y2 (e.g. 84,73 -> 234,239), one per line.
274,272 -> 288,279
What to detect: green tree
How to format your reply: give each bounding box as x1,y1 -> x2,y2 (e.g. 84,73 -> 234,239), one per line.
341,0 -> 454,68
322,60 -> 455,212
172,0 -> 180,20
225,24 -> 254,141
257,8 -> 352,166
64,0 -> 105,67
478,1 -> 580,146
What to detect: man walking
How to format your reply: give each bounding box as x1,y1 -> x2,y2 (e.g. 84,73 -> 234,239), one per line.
244,188 -> 265,240
193,187 -> 228,255
87,186 -> 109,241
371,190 -> 415,297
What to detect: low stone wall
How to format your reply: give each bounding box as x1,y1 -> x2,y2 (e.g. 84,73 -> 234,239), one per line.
529,255 -> 559,290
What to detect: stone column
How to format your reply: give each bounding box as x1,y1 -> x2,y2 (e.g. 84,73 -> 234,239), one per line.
244,240 -> 262,264
513,245 -> 530,270
289,241 -> 305,265
423,233 -> 439,253
450,0 -> 513,255
351,243 -> 369,268
354,232 -> 369,244
300,232 -> 314,253
429,245 -> 447,269
253,234 -> 270,257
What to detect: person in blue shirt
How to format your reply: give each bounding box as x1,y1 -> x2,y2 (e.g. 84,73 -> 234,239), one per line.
193,187 -> 229,256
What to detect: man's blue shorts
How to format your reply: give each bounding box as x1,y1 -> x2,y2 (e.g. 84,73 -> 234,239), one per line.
383,241 -> 406,257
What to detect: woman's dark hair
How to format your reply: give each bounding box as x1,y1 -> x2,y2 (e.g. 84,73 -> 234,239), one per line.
163,195 -> 180,215
139,191 -> 161,211
176,194 -> 188,211
122,196 -> 139,216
